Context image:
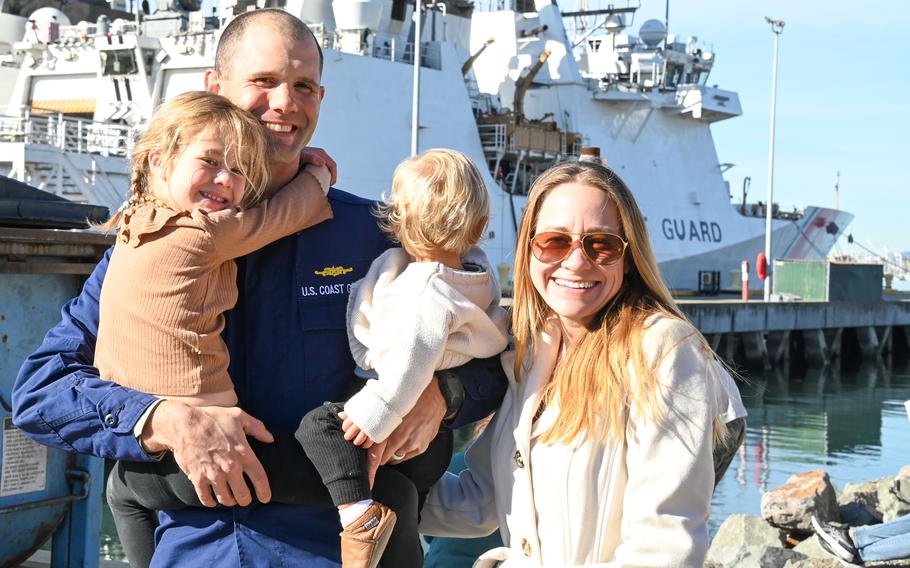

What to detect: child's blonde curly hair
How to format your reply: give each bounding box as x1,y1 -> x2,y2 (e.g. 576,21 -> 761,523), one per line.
97,91 -> 269,230
376,149 -> 490,258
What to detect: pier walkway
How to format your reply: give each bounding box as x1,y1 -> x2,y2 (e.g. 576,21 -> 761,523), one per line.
677,297 -> 910,368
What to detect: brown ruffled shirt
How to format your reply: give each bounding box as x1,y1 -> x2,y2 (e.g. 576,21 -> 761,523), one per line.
94,174 -> 333,396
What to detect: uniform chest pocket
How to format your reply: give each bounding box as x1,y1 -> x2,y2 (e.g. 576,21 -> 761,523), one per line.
296,257 -> 373,331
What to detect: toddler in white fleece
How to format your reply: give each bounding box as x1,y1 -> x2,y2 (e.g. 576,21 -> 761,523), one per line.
295,148 -> 509,568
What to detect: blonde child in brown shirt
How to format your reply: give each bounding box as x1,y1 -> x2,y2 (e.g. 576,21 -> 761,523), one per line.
96,91 -> 335,566
94,90 -> 332,405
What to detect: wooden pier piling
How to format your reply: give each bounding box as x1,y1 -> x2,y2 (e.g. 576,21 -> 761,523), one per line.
678,299 -> 910,369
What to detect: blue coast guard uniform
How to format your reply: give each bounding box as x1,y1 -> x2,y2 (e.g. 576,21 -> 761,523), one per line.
13,189 -> 505,567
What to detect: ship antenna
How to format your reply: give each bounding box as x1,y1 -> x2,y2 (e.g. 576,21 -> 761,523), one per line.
834,171 -> 840,210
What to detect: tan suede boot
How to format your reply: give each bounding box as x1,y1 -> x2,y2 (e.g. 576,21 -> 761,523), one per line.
339,501 -> 397,568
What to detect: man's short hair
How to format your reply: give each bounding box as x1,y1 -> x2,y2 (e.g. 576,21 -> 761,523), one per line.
215,9 -> 324,77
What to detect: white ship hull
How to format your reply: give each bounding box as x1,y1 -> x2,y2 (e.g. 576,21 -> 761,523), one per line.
0,0 -> 853,291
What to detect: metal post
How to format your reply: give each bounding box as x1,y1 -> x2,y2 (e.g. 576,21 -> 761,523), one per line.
763,17 -> 784,302
411,1 -> 422,156
741,260 -> 749,303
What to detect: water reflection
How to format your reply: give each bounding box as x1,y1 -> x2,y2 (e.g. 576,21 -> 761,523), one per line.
711,360 -> 910,533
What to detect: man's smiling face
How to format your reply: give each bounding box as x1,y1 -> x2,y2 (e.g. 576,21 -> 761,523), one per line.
207,23 -> 324,184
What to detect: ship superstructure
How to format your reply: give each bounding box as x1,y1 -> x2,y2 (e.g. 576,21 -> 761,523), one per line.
0,0 -> 852,290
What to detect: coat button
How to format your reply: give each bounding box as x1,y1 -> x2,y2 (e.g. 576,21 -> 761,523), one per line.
514,450 -> 524,468
521,538 -> 531,557
104,413 -> 118,427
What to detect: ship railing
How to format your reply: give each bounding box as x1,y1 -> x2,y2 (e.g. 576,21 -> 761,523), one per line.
478,123 -> 509,153
314,25 -> 442,70
473,0 -> 518,12
736,202 -> 804,221
563,132 -> 584,158
0,110 -> 137,157
478,122 -> 584,161
366,39 -> 442,68
398,42 -> 442,70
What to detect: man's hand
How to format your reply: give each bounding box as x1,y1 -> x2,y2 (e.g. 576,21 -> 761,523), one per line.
139,401 -> 275,507
378,377 -> 446,465
299,147 -> 338,186
339,413 -> 376,448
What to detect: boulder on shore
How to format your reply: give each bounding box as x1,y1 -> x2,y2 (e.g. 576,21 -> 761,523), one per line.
783,559 -> 843,568
707,515 -> 786,567
761,470 -> 839,532
840,479 -> 885,525
792,533 -> 845,563
877,473 -> 910,522
706,546 -> 806,568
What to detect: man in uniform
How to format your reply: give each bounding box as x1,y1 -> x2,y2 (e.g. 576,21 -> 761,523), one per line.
13,9 -> 504,566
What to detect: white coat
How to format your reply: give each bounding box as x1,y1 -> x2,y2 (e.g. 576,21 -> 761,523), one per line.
421,315 -> 734,567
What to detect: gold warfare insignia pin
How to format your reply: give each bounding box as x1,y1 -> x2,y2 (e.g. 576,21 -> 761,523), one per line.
314,266 -> 353,277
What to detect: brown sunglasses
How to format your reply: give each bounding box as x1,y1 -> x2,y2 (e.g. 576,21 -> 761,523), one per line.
530,231 -> 628,266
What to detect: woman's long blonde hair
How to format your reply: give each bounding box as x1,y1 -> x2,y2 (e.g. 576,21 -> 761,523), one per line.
96,91 -> 270,231
513,161 -> 692,445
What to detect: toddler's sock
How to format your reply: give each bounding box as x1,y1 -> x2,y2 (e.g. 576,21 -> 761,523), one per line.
339,499 -> 374,527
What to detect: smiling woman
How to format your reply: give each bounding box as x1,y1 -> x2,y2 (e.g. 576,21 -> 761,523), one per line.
528,182 -> 629,338
421,161 -> 747,567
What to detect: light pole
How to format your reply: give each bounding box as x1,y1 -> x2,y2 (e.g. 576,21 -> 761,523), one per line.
763,16 -> 784,302
411,0 -> 423,156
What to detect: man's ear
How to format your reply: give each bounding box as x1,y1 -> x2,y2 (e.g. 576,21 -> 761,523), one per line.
204,69 -> 221,94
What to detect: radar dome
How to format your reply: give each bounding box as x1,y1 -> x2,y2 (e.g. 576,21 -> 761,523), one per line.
27,7 -> 71,27
638,19 -> 666,48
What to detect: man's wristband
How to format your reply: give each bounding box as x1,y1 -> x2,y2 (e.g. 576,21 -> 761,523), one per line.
437,369 -> 466,421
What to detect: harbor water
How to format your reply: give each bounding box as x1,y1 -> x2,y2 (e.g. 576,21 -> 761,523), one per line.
711,360 -> 910,534
90,360 -> 910,562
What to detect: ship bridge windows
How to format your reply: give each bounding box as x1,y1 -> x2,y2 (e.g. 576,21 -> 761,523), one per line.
666,63 -> 685,88
100,49 -> 138,76
662,63 -> 710,90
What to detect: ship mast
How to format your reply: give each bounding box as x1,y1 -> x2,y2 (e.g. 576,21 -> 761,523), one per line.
834,171 -> 840,210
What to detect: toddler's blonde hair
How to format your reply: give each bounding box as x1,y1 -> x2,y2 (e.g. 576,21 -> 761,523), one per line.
97,91 -> 269,230
377,149 -> 489,258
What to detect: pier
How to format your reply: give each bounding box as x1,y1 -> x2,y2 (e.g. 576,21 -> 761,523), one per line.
678,298 -> 910,369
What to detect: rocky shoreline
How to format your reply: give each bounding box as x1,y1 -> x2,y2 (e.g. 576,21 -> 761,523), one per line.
706,465 -> 910,567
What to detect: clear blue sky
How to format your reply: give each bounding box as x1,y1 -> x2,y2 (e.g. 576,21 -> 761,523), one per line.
625,0 -> 909,258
